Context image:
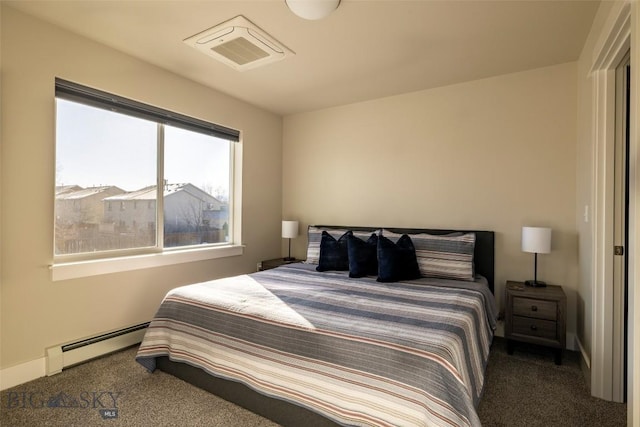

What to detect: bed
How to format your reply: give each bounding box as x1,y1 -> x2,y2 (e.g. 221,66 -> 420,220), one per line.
136,226 -> 497,426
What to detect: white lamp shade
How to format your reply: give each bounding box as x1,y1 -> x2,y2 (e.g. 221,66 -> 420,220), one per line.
521,227 -> 551,254
282,220 -> 299,239
285,0 -> 340,20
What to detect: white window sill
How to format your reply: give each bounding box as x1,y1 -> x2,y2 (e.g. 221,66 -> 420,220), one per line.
51,245 -> 244,282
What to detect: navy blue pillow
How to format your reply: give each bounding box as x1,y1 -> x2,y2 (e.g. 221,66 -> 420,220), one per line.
377,234 -> 421,282
316,230 -> 352,272
347,233 -> 378,278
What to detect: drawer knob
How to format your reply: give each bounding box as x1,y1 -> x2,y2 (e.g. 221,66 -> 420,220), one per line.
531,305 -> 538,312
530,325 -> 538,331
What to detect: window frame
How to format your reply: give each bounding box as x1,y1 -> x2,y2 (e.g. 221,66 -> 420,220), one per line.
52,79 -> 243,281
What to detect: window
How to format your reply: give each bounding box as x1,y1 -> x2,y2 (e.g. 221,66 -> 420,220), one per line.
54,78 -> 240,264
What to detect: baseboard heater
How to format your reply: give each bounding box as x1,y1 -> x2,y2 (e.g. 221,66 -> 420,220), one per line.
45,322 -> 149,376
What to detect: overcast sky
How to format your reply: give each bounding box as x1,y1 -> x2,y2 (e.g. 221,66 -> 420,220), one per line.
56,99 -> 231,197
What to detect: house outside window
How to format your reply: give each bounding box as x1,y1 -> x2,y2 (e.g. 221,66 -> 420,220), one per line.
54,78 -> 239,262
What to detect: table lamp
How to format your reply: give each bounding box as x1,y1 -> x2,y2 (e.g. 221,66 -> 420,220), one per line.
522,226 -> 551,287
282,220 -> 299,261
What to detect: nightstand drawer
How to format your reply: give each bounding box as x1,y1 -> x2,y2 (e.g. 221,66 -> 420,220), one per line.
505,281 -> 566,364
512,316 -> 557,340
512,297 -> 557,320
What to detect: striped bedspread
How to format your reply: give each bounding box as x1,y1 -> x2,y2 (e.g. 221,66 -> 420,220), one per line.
136,263 -> 497,427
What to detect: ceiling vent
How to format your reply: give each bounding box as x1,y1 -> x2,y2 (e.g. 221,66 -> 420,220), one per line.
184,15 -> 294,71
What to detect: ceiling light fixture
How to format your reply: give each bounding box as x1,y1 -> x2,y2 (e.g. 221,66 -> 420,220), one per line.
285,0 -> 340,20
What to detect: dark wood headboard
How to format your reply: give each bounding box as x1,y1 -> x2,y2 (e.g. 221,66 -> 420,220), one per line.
313,225 -> 495,293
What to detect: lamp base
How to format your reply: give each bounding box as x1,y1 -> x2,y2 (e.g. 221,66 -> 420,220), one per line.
283,257 -> 296,262
525,279 -> 547,287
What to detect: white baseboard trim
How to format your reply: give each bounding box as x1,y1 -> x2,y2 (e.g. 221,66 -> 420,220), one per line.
0,357 -> 46,391
1,324 -> 147,391
575,335 -> 591,392
566,332 -> 577,351
576,335 -> 591,369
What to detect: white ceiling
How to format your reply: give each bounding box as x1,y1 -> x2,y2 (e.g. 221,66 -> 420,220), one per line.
7,0 -> 600,116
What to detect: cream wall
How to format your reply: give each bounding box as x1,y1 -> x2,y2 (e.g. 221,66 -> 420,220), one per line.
283,63 -> 579,343
0,6 -> 283,370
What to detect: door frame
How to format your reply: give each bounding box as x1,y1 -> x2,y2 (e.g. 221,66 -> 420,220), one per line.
612,51 -> 630,403
589,1 -> 630,403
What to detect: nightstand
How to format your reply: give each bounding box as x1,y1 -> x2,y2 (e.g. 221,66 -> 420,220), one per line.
504,280 -> 567,365
259,258 -> 300,271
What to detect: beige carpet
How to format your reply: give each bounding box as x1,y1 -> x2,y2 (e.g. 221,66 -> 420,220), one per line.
0,346 -> 277,427
478,339 -> 626,426
0,338 -> 627,426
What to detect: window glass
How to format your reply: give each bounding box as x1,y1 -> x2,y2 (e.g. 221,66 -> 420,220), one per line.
55,99 -> 157,255
54,91 -> 237,260
163,125 -> 231,248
